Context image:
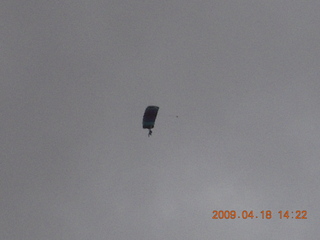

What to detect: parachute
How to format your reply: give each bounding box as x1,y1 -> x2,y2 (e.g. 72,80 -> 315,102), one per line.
142,106 -> 159,136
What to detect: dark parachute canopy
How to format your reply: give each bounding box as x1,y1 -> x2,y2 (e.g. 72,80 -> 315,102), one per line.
142,106 -> 159,136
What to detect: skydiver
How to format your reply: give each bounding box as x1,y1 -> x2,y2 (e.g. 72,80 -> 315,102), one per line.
148,129 -> 152,137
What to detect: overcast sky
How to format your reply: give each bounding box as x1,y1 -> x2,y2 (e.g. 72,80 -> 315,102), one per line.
1,0 -> 320,239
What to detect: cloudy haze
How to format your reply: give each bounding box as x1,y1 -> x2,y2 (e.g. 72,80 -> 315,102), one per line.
1,0 -> 320,239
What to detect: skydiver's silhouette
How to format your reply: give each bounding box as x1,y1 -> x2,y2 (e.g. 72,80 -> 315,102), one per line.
148,129 -> 152,137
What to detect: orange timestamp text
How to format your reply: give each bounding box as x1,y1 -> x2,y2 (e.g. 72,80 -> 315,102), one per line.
212,210 -> 307,219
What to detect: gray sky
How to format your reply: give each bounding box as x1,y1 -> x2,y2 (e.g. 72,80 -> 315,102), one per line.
1,0 -> 320,239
